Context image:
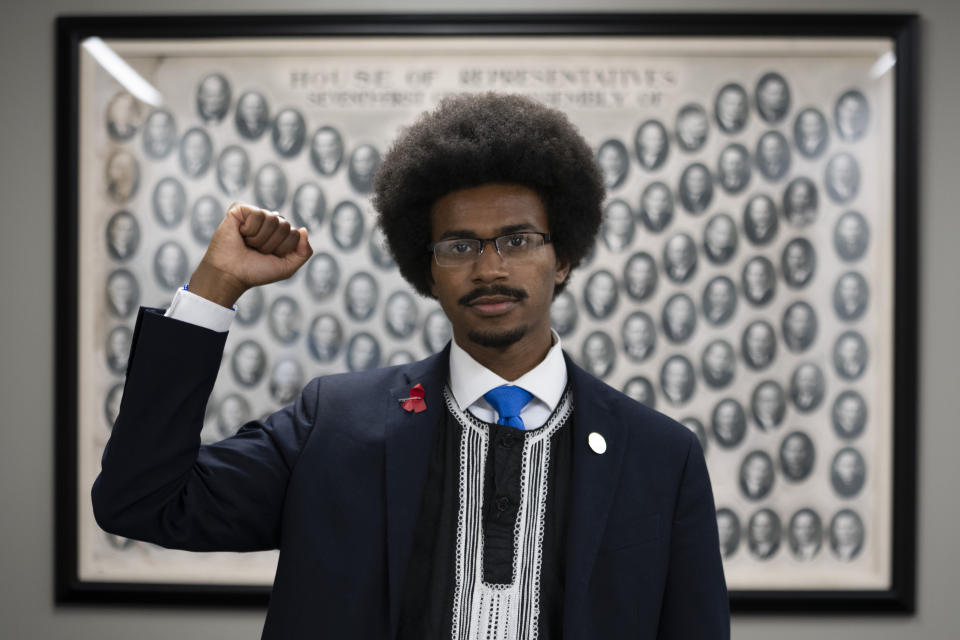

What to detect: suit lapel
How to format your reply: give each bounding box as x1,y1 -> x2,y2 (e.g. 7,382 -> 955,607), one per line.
562,354 -> 628,624
384,346 -> 450,638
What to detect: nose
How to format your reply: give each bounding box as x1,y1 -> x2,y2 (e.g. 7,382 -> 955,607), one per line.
471,239 -> 509,282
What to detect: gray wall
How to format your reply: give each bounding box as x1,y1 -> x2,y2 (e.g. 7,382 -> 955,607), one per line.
1,0 -> 957,637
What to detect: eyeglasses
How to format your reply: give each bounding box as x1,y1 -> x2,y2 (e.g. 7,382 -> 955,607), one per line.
428,231 -> 552,267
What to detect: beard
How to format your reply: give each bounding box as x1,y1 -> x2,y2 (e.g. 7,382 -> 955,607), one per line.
467,325 -> 527,349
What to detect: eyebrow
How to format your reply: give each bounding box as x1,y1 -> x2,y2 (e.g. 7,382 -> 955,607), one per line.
438,223 -> 539,240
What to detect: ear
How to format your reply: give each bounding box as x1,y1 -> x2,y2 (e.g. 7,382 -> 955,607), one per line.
554,256 -> 571,287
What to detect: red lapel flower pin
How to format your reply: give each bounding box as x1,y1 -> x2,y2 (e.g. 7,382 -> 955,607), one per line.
398,383 -> 427,413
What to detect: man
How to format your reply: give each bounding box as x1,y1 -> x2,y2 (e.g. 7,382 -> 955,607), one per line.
661,355 -> 695,406
717,143 -> 751,194
272,108 -> 306,158
788,509 -> 822,561
755,72 -> 790,123
621,311 -> 655,362
269,359 -> 304,404
831,448 -> 867,497
306,313 -> 343,363
596,139 -> 629,189
230,339 -> 266,387
751,380 -> 785,431
703,213 -> 737,264
701,339 -> 735,389
622,376 -> 656,408
267,296 -> 302,344
581,331 -> 615,379
196,72 -> 231,122
179,127 -> 213,179
678,163 -> 713,214
93,93 -> 728,638
105,150 -> 139,203
153,241 -> 189,290
835,90 -> 870,141
739,451 -> 774,501
830,510 -> 865,561
780,431 -> 815,481
142,109 -> 177,159
782,301 -> 818,352
638,181 -> 673,232
105,91 -> 143,141
217,145 -> 250,197
549,290 -> 578,337
385,291 -> 419,339
348,144 -> 381,194
344,272 -> 378,321
662,293 -> 696,343
634,119 -> 669,171
702,276 -> 737,326
743,194 -> 778,245
834,271 -> 869,320
331,200 -> 365,250
794,107 -> 828,158
310,126 -> 345,175
663,232 -> 697,283
742,256 -> 776,306
834,211 -> 870,261
105,269 -> 138,318
291,182 -> 326,233
742,320 -> 776,370
235,91 -> 270,140
622,251 -> 658,301
600,199 -> 635,251
369,226 -> 397,270
346,332 -> 381,372
747,509 -> 780,560
105,210 -> 139,261
105,326 -> 133,375
421,308 -> 452,354
191,196 -> 224,245
583,269 -> 618,319
304,252 -> 339,301
152,177 -> 187,228
716,509 -> 740,558
782,238 -> 817,288
254,163 -> 288,212
832,391 -> 867,439
234,287 -> 264,326
755,130 -> 791,181
714,83 -> 748,133
834,331 -> 869,380
825,152 -> 861,204
712,398 -> 746,448
783,177 -> 818,227
675,103 -> 708,152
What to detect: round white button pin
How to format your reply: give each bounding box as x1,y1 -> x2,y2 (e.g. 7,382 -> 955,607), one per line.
588,432 -> 607,455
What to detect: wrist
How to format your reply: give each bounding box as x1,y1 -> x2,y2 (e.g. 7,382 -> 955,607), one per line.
187,261 -> 248,309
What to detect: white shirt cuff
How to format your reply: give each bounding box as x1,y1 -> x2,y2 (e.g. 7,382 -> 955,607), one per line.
164,287 -> 235,333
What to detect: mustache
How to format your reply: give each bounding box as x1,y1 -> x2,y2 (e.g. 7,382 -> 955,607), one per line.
458,285 -> 529,306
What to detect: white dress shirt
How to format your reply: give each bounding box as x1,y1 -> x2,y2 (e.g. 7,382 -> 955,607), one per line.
165,288 -> 567,429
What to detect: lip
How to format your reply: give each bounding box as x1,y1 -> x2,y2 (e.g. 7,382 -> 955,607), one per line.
468,296 -> 520,317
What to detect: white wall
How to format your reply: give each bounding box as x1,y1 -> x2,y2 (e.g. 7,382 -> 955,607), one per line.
1,0 -> 957,637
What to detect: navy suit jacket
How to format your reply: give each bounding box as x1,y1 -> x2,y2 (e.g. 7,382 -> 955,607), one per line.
93,309 -> 729,639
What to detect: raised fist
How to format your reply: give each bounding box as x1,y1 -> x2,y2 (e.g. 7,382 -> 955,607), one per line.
188,203 -> 313,308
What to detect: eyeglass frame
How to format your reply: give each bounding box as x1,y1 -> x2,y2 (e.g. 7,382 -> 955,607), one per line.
427,231 -> 553,266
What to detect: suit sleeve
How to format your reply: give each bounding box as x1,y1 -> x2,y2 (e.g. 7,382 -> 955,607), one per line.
657,430 -> 730,640
91,308 -> 317,552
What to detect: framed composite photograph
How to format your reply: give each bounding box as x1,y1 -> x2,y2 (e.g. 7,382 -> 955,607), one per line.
55,13 -> 918,612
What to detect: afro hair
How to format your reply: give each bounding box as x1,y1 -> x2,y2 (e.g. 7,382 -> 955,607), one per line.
373,92 -> 604,298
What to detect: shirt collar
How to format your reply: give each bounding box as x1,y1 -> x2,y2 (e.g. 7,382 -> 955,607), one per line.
448,329 -> 567,413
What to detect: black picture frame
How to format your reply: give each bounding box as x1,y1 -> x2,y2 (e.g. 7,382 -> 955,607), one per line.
55,12 -> 919,613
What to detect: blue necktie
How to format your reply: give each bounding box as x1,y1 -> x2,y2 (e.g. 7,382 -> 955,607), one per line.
483,385 -> 533,430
